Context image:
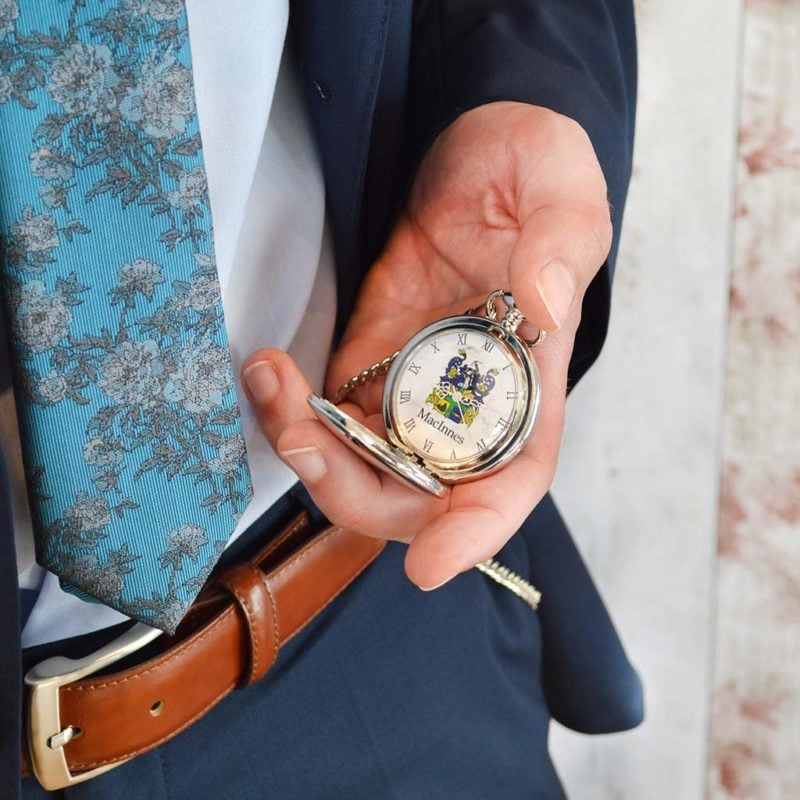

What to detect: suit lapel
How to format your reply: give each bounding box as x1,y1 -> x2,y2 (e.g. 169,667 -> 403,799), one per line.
0,296 -> 20,793
289,0 -> 392,330
0,449 -> 21,796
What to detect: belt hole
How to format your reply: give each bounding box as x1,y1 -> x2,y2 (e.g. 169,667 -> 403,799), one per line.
149,700 -> 165,717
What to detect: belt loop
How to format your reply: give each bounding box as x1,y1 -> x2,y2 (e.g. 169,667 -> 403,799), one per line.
218,563 -> 279,687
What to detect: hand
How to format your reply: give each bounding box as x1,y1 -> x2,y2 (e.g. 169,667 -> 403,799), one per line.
242,102 -> 612,590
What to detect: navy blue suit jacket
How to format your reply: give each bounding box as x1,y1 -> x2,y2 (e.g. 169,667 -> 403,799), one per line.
2,1 -> 641,795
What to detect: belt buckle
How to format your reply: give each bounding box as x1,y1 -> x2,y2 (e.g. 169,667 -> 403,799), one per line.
24,622 -> 162,790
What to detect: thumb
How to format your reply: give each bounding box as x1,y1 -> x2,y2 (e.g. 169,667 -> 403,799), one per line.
509,200 -> 613,333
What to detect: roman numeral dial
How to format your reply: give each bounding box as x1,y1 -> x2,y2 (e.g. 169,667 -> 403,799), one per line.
388,325 -> 524,467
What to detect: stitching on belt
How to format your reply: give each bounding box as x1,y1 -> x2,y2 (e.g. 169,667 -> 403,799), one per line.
229,578 -> 260,680
71,680 -> 239,771
271,526 -> 342,582
64,607 -> 235,693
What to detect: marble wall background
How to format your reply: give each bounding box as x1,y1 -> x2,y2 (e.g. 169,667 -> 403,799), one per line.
549,0 -> 799,797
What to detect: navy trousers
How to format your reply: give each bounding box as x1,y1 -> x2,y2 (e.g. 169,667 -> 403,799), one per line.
20,489 -> 642,800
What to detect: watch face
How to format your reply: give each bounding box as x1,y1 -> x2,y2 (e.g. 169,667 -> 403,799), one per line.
384,318 -> 536,473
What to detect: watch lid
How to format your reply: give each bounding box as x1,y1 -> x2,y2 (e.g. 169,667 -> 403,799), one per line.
307,394 -> 447,498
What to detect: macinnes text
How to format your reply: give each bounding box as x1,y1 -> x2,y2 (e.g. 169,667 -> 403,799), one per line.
417,409 -> 465,445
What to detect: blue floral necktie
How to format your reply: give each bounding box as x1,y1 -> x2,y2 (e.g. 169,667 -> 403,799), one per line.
0,1 -> 252,633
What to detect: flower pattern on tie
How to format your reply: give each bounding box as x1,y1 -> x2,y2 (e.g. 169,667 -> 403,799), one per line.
0,1 -> 252,632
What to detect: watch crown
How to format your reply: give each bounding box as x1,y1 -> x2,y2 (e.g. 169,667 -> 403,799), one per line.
500,306 -> 525,335
485,290 -> 525,335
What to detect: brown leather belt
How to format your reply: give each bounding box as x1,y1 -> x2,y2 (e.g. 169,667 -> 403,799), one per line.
22,513 -> 385,790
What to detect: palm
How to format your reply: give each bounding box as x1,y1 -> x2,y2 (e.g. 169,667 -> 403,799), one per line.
327,113 -> 533,400
327,217 -> 518,403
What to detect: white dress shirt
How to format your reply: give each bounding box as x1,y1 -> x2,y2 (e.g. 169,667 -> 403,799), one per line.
7,0 -> 336,647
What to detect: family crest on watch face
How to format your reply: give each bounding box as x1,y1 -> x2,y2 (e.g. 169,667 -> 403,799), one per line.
427,347 -> 499,428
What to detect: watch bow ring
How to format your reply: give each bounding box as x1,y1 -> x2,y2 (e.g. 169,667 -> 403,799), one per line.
308,291 -> 543,497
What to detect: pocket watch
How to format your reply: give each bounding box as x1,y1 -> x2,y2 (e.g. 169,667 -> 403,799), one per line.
308,291 -> 543,498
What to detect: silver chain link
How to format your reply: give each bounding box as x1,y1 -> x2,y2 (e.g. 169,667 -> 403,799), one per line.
475,558 -> 542,609
330,351 -> 400,405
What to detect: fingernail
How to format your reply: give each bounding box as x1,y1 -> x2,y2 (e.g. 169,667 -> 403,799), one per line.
419,576 -> 454,592
280,446 -> 327,484
535,259 -> 575,329
242,360 -> 278,405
